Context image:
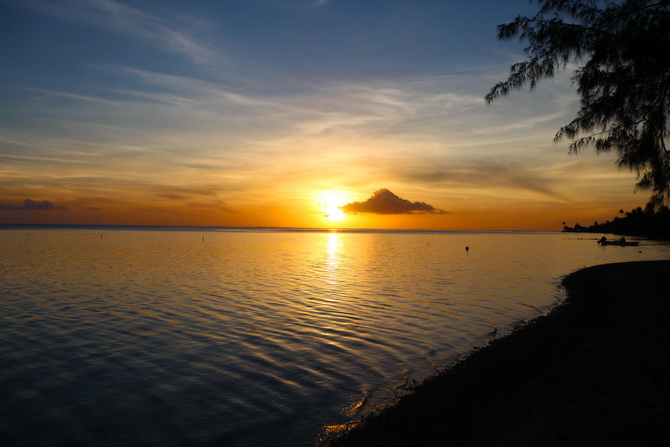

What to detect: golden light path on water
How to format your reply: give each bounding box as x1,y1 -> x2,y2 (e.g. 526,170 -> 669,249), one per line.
1,227 -> 669,446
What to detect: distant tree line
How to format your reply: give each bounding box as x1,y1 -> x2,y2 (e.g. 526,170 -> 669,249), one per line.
563,205 -> 670,239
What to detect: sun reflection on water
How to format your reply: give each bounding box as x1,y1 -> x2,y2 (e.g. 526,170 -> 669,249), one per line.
325,232 -> 339,285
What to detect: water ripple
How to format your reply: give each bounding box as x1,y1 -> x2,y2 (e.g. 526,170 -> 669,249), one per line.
1,229 -> 668,446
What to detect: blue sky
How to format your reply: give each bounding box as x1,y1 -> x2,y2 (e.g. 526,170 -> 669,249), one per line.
0,0 -> 644,229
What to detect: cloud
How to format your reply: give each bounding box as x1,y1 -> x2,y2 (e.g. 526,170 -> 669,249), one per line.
384,159 -> 569,201
341,189 -> 446,215
0,199 -> 68,211
275,0 -> 333,9
23,0 -> 222,68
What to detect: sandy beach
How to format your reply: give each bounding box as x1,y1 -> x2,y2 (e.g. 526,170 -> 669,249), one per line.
323,260 -> 670,446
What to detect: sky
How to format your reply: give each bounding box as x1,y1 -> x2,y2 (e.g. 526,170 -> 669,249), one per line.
0,0 -> 649,230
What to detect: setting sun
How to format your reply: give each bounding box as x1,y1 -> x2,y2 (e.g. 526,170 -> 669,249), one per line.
316,191 -> 350,222
323,204 -> 345,222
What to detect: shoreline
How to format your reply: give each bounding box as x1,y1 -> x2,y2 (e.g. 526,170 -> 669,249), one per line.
322,260 -> 670,446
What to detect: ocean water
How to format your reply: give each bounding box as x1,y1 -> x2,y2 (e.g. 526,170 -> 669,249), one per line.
1,227 -> 668,446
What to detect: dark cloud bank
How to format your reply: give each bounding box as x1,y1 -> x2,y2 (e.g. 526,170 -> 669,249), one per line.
341,189 -> 446,215
0,199 -> 68,211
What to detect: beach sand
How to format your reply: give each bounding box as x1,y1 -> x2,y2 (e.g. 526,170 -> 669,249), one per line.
322,260 -> 670,446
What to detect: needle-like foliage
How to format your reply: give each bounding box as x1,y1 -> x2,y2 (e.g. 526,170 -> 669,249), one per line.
487,0 -> 670,206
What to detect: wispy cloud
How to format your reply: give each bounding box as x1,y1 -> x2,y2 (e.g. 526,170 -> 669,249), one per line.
385,160 -> 567,200
0,199 -> 68,211
276,0 -> 333,9
21,0 -> 224,68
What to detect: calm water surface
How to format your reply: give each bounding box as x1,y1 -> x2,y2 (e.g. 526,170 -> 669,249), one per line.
1,227 -> 669,446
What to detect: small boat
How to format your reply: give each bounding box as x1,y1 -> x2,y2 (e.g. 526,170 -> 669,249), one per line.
599,240 -> 639,246
597,237 -> 639,246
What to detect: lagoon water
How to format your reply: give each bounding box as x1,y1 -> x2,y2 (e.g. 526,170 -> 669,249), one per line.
1,226 -> 669,446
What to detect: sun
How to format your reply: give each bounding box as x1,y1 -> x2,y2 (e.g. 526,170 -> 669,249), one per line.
316,191 -> 350,222
323,203 -> 346,222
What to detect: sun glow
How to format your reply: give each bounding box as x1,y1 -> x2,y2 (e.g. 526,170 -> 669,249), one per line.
323,204 -> 345,221
316,191 -> 350,222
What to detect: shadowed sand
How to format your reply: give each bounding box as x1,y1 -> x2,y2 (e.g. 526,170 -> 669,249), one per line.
322,260 -> 670,446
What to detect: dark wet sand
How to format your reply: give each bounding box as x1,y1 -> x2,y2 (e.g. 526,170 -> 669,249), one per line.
323,260 -> 670,446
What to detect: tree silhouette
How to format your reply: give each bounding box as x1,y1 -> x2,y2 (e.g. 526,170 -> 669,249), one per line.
563,205 -> 670,238
486,0 -> 670,206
